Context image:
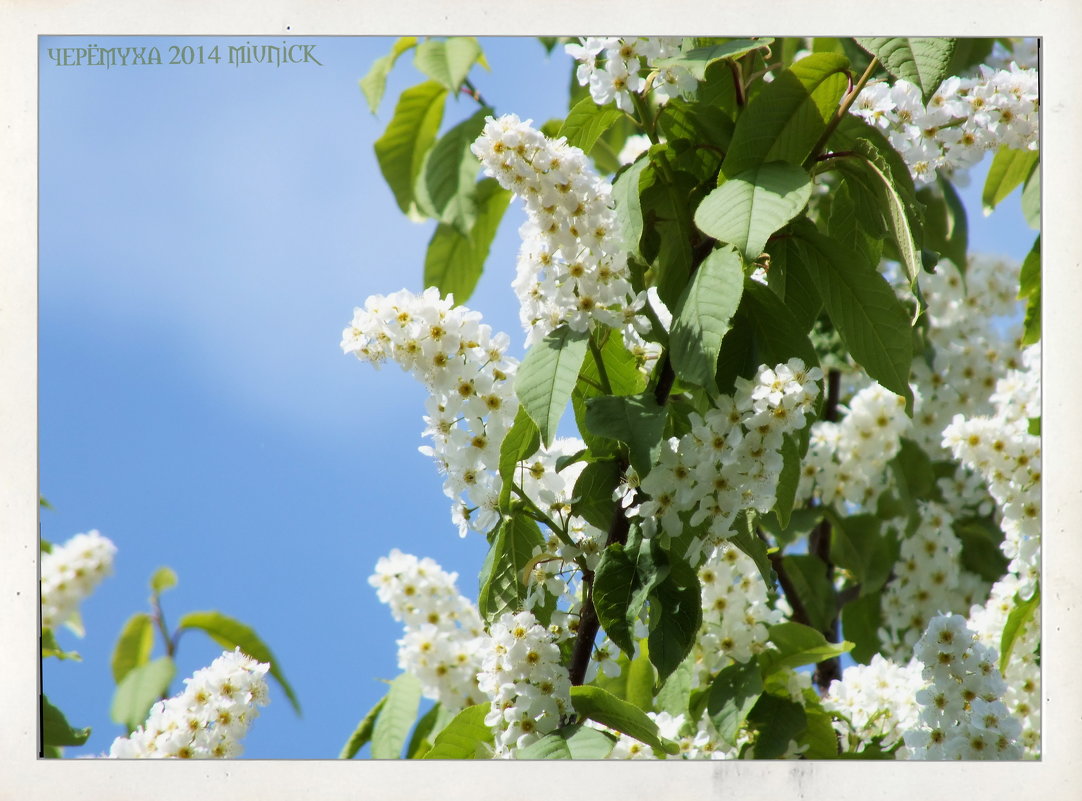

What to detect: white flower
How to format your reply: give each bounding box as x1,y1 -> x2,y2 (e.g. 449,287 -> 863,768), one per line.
40,530 -> 116,632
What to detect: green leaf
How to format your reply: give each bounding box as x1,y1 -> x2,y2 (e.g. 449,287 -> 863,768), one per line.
648,552 -> 702,685
954,517 -> 1009,582
774,435 -> 801,530
694,162 -> 812,261
760,622 -> 852,675
570,459 -> 621,530
841,591 -> 884,665
612,157 -> 651,260
641,167 -> 695,308
722,53 -> 849,177
374,81 -> 448,216
498,406 -> 541,513
748,693 -> 807,758
625,640 -> 657,711
584,393 -> 667,478
517,723 -> 617,760
422,703 -> 494,759
1019,235 -> 1041,345
843,139 -> 923,284
856,38 -> 957,101
406,702 -> 454,759
371,673 -> 423,759
359,37 -> 418,114
830,514 -> 893,596
891,438 -> 936,504
424,178 -> 511,303
655,655 -> 695,718
669,246 -> 745,391
707,659 -> 764,745
917,177 -> 968,267
42,695 -> 91,748
793,225 -> 913,408
417,107 -> 489,233
1000,585 -> 1040,673
110,613 -> 155,684
176,610 -> 301,715
570,685 -> 679,755
339,695 -> 387,758
110,656 -> 175,731
477,513 -> 545,624
150,566 -> 177,595
730,511 -> 777,589
779,554 -> 835,633
982,147 -> 1039,215
1022,165 -> 1040,230
514,324 -> 589,447
413,37 -> 482,92
593,535 -> 669,656
559,96 -> 625,154
41,628 -> 81,661
654,38 -> 774,80
800,702 -> 842,758
715,280 -> 820,395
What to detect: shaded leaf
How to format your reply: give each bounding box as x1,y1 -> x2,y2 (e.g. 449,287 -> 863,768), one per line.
648,552 -> 702,685
584,393 -> 667,478
42,694 -> 90,748
477,513 -> 545,624
707,659 -> 764,745
748,693 -> 807,758
654,38 -> 774,80
1000,585 -> 1040,673
760,622 -> 852,675
570,685 -> 679,754
670,246 -> 745,391
416,107 -> 490,233
424,178 -> 511,303
498,406 -> 541,513
571,459 -> 621,530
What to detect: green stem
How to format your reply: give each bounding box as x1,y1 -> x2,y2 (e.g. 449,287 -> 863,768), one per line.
512,484 -> 576,550
629,91 -> 660,145
805,56 -> 879,168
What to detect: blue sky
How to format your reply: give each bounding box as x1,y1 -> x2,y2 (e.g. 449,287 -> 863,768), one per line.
38,36 -> 1034,759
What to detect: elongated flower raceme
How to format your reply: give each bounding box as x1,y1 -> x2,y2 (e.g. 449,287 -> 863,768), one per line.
341,288 -> 519,537
471,114 -> 653,353
40,530 -> 116,631
108,648 -> 269,758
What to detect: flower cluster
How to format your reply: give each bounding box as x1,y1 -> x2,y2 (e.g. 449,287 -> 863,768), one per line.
943,344 -> 1041,595
341,288 -> 518,536
471,114 -> 651,351
909,256 -> 1025,461
851,65 -> 1039,184
797,381 -> 910,510
108,648 -> 269,759
40,530 -> 116,631
478,610 -> 572,756
633,359 -> 822,564
565,37 -> 694,112
901,614 -> 1023,760
879,503 -> 988,660
823,654 -> 923,752
697,542 -> 784,672
967,573 -> 1041,757
369,549 -> 487,710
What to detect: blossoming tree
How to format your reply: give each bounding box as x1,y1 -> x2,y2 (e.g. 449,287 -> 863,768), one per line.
41,35 -> 1040,761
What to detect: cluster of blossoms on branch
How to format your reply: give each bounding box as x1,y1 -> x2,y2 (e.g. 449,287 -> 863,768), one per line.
850,64 -> 1039,184
40,530 -> 116,631
369,549 -> 487,710
471,114 -> 654,355
632,359 -> 822,565
565,37 -> 696,111
341,288 -> 519,537
108,648 -> 269,759
478,610 -> 573,755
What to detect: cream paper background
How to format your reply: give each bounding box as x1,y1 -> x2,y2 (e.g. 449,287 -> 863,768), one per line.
1,2 -> 1079,798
